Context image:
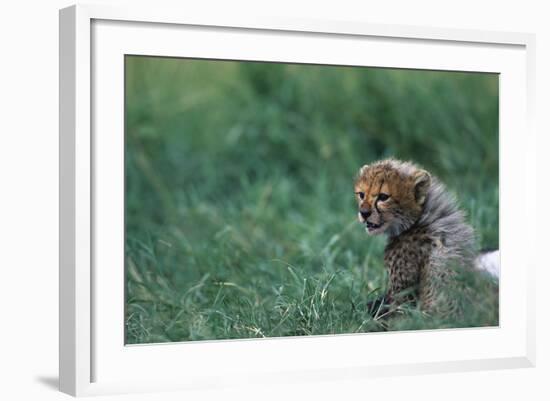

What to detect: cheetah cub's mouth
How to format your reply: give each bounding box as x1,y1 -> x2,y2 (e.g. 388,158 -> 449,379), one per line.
364,221 -> 385,234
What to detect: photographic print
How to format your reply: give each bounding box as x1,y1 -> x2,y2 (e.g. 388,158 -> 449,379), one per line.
124,56 -> 499,344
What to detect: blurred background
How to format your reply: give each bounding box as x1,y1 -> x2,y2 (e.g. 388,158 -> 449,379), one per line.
125,56 -> 499,344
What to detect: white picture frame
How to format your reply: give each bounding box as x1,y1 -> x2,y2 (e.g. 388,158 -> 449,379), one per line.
59,4 -> 536,397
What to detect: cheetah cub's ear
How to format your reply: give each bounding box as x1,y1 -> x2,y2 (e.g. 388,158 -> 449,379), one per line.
413,169 -> 431,205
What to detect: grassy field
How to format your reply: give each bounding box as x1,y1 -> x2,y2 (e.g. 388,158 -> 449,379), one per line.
124,56 -> 499,344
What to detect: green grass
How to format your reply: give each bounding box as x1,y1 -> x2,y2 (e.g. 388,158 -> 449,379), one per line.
124,56 -> 499,344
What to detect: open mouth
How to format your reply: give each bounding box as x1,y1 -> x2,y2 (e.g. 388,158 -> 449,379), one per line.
365,222 -> 383,232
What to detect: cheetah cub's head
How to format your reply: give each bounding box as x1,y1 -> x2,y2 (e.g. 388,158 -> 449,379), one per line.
354,159 -> 431,236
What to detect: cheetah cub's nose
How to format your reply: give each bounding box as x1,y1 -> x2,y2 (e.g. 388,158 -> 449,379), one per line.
360,210 -> 371,220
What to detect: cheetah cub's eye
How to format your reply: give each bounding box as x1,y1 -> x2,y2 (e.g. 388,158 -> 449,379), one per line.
355,192 -> 365,200
377,193 -> 390,201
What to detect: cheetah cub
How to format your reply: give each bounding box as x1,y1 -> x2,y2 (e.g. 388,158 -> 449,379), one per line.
354,158 -> 479,313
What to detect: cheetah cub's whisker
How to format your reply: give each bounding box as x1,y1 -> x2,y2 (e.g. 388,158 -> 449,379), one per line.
354,158 -> 499,313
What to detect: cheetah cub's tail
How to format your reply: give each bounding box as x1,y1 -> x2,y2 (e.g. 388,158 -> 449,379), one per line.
475,250 -> 500,280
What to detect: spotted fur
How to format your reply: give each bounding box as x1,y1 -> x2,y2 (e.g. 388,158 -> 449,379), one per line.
354,159 -> 476,313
